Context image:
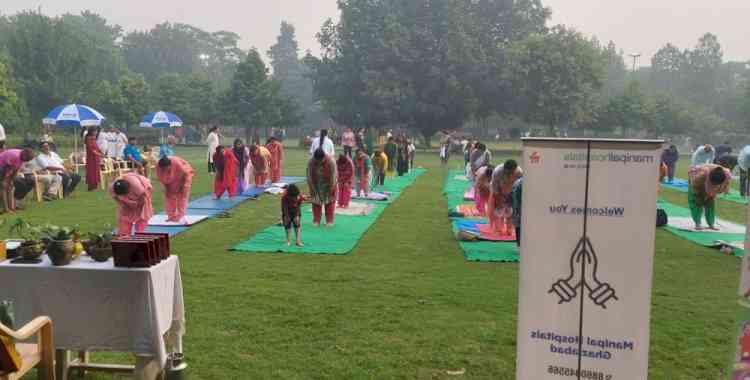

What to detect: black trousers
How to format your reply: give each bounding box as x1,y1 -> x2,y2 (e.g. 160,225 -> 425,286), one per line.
208,161 -> 216,173
376,172 -> 385,186
344,145 -> 353,158
59,172 -> 81,196
515,227 -> 521,247
14,176 -> 34,200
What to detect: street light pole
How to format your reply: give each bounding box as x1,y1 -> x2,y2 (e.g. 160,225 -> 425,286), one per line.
628,53 -> 642,73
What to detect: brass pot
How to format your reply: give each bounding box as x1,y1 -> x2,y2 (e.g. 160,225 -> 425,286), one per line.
46,239 -> 74,266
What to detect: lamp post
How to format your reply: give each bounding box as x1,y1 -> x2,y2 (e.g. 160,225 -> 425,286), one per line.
628,53 -> 642,73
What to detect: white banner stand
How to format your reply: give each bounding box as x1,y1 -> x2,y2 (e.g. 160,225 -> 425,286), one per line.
516,138 -> 662,380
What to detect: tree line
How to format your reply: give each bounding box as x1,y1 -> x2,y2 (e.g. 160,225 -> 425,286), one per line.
306,0 -> 750,144
0,10 -> 316,139
0,4 -> 748,144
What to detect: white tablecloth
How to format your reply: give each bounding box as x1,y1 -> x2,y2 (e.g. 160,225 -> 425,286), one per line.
0,255 -> 184,367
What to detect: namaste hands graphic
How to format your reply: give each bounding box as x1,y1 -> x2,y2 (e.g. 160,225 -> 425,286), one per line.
548,237 -> 619,309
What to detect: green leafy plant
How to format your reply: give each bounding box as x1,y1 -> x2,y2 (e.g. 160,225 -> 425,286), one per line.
86,231 -> 114,248
39,224 -> 79,242
7,219 -> 43,242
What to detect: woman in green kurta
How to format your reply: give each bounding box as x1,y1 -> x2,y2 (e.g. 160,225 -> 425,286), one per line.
383,137 -> 398,177
307,147 -> 338,226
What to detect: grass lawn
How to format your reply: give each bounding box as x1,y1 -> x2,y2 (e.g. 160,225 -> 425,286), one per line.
3,147 -> 742,379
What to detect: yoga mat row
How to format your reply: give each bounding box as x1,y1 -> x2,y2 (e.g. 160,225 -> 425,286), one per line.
232,169 -> 426,255
136,176 -> 306,237
443,170 -> 520,263
657,198 -> 746,257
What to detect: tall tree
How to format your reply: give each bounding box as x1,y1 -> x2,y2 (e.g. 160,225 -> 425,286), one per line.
506,26 -> 606,135
118,74 -> 151,128
3,11 -> 122,119
222,49 -> 280,141
650,43 -> 686,95
0,56 -> 27,130
685,33 -> 724,109
268,22 -> 313,131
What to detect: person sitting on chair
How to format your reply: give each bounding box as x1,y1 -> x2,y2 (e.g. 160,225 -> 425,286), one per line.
123,137 -> 145,174
36,142 -> 81,197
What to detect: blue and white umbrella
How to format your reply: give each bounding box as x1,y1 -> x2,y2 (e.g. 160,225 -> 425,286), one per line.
43,104 -> 105,153
139,111 -> 183,129
43,104 -> 105,127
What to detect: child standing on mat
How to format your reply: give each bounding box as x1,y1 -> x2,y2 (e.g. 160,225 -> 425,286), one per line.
281,184 -> 306,247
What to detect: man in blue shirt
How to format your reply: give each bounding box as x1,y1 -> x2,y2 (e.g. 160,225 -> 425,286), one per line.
123,137 -> 144,166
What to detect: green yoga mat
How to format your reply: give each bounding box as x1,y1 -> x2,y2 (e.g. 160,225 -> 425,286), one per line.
658,199 -> 746,257
233,169 -> 426,255
444,170 -> 520,263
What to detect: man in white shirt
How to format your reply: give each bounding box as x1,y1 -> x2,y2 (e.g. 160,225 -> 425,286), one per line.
97,128 -> 109,156
114,128 -> 128,159
106,128 -> 120,158
309,129 -> 336,157
20,155 -> 62,201
37,142 -> 81,197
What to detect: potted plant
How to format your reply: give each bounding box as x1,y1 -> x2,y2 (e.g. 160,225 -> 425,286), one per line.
40,224 -> 78,266
7,219 -> 45,260
84,231 -> 114,262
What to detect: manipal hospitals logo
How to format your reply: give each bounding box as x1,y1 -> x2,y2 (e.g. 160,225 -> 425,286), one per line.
530,151 -> 541,164
563,151 -> 654,165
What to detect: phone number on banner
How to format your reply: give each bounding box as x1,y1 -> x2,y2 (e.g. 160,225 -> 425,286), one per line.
548,365 -> 613,380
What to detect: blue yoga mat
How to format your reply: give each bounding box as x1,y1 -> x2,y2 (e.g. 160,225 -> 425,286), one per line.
144,225 -> 189,237
453,218 -> 484,235
662,178 -> 689,191
188,195 -> 252,210
280,176 -> 305,184
240,187 -> 266,198
185,208 -> 226,217
114,225 -> 189,237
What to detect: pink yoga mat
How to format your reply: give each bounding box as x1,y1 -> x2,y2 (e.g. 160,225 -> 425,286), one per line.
464,187 -> 475,201
478,224 -> 516,242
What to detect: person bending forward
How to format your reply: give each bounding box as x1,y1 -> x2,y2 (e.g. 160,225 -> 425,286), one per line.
111,172 -> 154,236
157,156 -> 194,223
688,163 -> 731,230
214,146 -> 238,199
307,149 -> 338,226
337,153 -> 354,208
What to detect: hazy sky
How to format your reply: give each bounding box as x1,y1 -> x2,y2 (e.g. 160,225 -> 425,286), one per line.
2,0 -> 749,64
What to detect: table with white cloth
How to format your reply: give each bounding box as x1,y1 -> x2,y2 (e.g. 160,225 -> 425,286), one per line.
0,254 -> 184,379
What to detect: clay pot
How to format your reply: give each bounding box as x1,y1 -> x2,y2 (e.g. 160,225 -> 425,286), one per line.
46,240 -> 74,266
89,246 -> 113,263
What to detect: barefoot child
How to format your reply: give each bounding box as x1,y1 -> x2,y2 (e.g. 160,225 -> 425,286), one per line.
281,184 -> 306,246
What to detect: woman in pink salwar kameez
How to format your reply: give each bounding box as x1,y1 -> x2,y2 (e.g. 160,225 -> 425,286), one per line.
156,156 -> 194,223
111,172 -> 154,236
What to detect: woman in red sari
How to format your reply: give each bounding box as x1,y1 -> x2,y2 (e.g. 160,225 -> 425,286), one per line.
213,146 -> 239,199
85,126 -> 104,191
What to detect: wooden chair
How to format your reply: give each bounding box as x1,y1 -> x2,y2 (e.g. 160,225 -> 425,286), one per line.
32,172 -> 64,203
0,317 -> 54,380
